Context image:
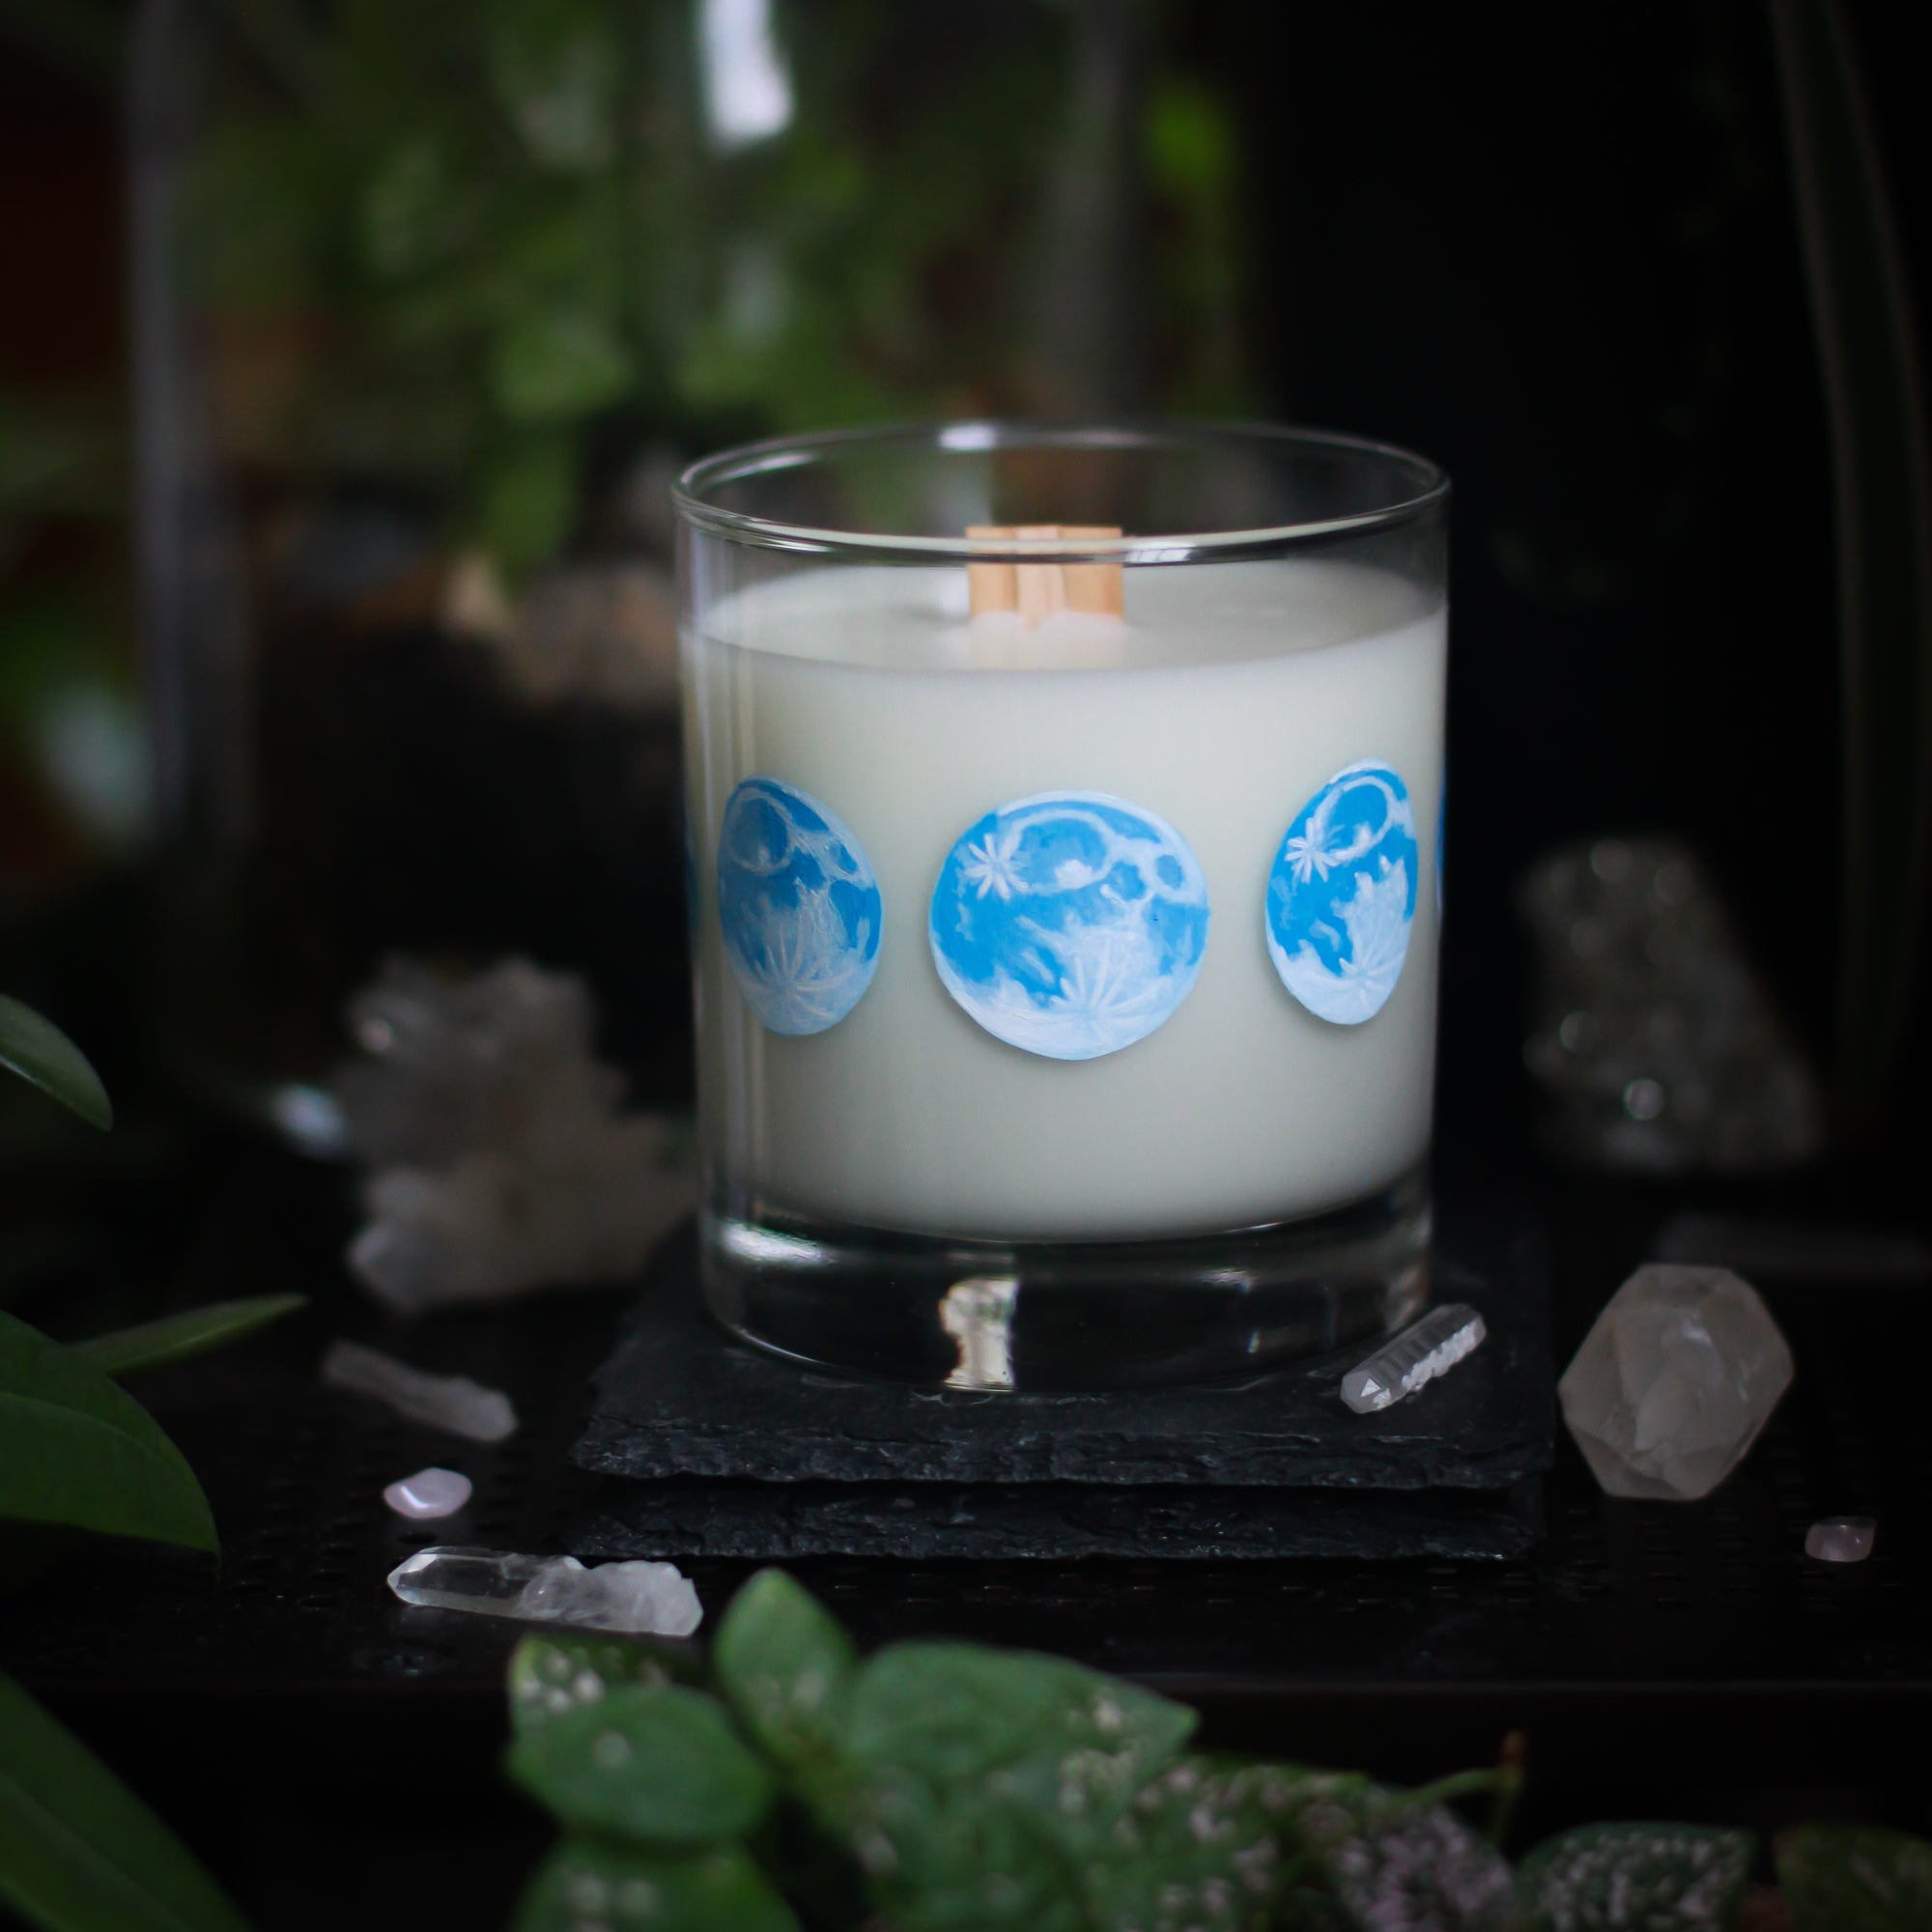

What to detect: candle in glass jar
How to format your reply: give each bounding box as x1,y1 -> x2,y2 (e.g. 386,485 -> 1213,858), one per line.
683,554 -> 1445,1242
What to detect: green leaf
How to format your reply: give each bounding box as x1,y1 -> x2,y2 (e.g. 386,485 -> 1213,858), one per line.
511,1837 -> 798,1932
485,0 -> 621,172
489,307 -> 633,424
1063,1755 -> 1292,1932
0,1669 -> 254,1932
358,136 -> 483,281
0,995 -> 111,1130
477,434 -> 576,580
1517,1823 -> 1753,1929
826,1644 -> 1200,1932
844,1642 -> 1198,1789
713,1569 -> 857,1767
71,1297 -> 307,1380
507,1634 -> 698,1737
1144,79 -> 1237,201
0,1311 -> 216,1552
1778,1823 -> 1932,1931
504,1685 -> 773,1847
821,1774 -> 1085,1932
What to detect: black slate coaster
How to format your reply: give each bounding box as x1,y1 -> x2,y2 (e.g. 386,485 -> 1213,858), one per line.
576,1475 -> 1545,1562
570,1202 -> 1552,1559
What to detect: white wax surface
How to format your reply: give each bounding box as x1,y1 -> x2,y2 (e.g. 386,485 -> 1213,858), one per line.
684,558 -> 1446,1240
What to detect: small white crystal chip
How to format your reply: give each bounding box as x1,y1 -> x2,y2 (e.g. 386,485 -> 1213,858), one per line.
323,1340 -> 518,1442
383,1467 -> 473,1520
1805,1517 -> 1875,1564
1342,1304 -> 1487,1414
387,1546 -> 702,1637
1559,1264 -> 1793,1501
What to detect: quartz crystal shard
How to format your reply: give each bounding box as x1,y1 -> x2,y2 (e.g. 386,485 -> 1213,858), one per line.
387,1546 -> 702,1637
1342,1303 -> 1486,1413
323,1340 -> 518,1442
1559,1264 -> 1793,1501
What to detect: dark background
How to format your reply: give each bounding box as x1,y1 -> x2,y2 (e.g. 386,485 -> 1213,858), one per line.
4,2 -> 1925,1158
2,3 -> 1931,1924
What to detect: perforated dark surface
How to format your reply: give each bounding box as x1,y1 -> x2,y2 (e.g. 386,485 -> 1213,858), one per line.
3,1146 -> 1927,1799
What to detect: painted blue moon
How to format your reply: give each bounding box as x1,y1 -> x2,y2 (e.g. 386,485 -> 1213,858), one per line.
717,777 -> 882,1036
929,790 -> 1209,1061
1266,760 -> 1418,1025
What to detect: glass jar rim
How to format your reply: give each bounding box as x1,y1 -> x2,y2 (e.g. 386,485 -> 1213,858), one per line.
672,419 -> 1448,561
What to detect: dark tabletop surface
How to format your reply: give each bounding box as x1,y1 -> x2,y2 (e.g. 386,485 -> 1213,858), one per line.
2,1125 -> 1927,1927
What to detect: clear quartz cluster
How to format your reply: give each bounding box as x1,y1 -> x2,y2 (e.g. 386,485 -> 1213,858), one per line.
332,956 -> 693,1313
1519,838 -> 1823,1174
387,1546 -> 702,1637
1559,1264 -> 1793,1501
1342,1304 -> 1487,1413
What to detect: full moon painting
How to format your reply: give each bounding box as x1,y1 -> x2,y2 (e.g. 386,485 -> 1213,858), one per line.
1266,759 -> 1417,1025
928,790 -> 1209,1061
717,777 -> 883,1036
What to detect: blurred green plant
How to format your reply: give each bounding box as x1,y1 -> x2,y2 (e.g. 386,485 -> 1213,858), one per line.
0,1673 -> 254,1932
154,0 -> 1249,580
499,1567 -> 1932,1930
0,384 -> 143,870
0,996 -> 298,1932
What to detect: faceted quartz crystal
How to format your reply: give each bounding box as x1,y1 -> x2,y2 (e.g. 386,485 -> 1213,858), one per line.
1342,1303 -> 1487,1413
388,1546 -> 703,1637
1559,1264 -> 1793,1501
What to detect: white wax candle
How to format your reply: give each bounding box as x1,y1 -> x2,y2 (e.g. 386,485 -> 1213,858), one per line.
683,557 -> 1445,1241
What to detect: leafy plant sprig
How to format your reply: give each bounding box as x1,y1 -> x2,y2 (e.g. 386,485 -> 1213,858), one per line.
1,995 -> 301,1932
503,1569 -> 1932,1932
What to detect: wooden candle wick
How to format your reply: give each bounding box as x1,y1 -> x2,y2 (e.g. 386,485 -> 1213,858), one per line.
966,526 -> 1124,626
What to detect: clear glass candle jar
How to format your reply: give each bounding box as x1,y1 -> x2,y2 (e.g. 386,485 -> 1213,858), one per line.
676,423 -> 1447,1389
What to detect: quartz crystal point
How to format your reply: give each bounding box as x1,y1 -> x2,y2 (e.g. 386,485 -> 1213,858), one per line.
1342,1303 -> 1487,1412
323,1340 -> 517,1441
387,1546 -> 702,1637
1559,1264 -> 1793,1501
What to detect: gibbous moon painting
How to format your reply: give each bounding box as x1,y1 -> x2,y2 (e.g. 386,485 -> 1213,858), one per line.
1266,760 -> 1418,1025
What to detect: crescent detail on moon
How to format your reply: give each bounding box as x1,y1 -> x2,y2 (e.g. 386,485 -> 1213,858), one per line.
1266,759 -> 1418,1025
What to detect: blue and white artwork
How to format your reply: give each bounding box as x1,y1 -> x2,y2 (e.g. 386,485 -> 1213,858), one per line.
1266,760 -> 1418,1025
717,777 -> 882,1036
928,791 -> 1209,1061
